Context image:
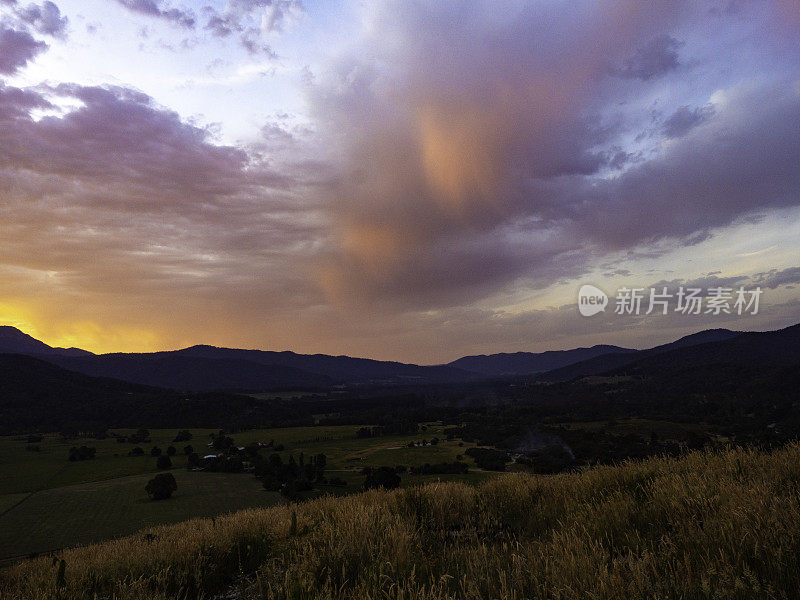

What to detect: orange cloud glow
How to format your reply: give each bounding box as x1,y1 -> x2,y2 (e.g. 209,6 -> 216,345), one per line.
418,104 -> 506,214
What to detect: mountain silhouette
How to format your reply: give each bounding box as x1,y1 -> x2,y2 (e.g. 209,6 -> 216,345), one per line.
0,324 -> 795,391
604,323 -> 800,378
446,345 -> 635,377
0,328 -> 478,391
539,328 -> 743,381
0,326 -> 94,357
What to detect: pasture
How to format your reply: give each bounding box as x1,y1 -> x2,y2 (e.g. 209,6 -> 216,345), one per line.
0,424 -> 489,561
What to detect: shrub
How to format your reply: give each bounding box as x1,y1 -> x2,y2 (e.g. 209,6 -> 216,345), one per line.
166,446 -> 176,456
150,446 -> 162,457
156,455 -> 172,470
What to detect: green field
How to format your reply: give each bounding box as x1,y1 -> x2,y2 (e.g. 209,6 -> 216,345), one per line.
0,424 -> 491,561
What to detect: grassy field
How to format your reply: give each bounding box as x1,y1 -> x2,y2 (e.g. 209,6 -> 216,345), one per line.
3,443 -> 800,599
0,471 -> 279,562
0,424 -> 489,561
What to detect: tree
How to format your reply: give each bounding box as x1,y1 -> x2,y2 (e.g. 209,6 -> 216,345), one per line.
166,446 -> 176,456
145,473 -> 177,500
157,455 -> 172,469
183,445 -> 194,455
150,446 -> 162,457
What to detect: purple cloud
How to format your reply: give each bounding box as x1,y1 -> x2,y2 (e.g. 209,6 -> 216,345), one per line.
203,0 -> 301,55
754,267 -> 800,289
662,104 -> 715,138
613,34 -> 682,80
306,2 -> 800,312
15,1 -> 68,38
0,25 -> 47,75
113,0 -> 195,28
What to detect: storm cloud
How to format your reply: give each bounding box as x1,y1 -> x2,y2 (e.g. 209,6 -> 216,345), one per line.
309,1 -> 800,315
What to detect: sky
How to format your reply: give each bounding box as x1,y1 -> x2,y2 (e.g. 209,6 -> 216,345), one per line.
0,0 -> 799,364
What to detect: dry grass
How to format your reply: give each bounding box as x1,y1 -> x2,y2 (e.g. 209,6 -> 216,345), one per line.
3,443 -> 800,599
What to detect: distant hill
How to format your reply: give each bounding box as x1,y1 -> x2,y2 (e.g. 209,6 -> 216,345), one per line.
0,353 -> 155,433
1,323 -> 798,434
0,327 -> 478,391
0,326 -> 94,357
608,323 -> 800,378
42,353 -> 338,392
539,328 -> 742,381
1,324 -> 794,391
446,344 -> 634,377
40,347 -> 478,391
0,353 -> 313,433
172,345 -> 477,384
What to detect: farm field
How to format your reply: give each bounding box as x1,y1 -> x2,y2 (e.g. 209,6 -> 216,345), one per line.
0,424 -> 492,561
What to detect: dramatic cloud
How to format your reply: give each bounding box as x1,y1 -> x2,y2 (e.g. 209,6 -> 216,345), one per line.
0,0 -> 797,361
309,0 -> 800,317
312,1 -> 687,306
0,78 -> 327,352
579,82 -> 800,248
0,25 -> 46,74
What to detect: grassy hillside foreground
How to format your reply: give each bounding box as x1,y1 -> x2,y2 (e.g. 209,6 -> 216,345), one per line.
3,444 -> 800,599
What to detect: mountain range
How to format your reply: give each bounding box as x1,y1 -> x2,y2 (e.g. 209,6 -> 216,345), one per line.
0,323 -> 798,392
